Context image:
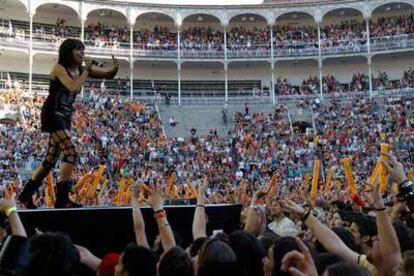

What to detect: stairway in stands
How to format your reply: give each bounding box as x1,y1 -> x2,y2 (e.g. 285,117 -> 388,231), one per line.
157,103 -> 276,137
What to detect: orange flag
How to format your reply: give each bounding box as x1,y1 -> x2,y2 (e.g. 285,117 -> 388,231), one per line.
75,172 -> 90,190
324,168 -> 333,194
409,169 -> 414,181
304,173 -> 310,188
98,179 -> 107,199
166,172 -> 177,196
368,162 -> 381,187
310,160 -> 320,200
47,172 -> 56,206
342,158 -> 357,196
266,174 -> 278,195
184,180 -> 197,199
379,144 -> 391,194
88,165 -> 105,199
115,178 -> 126,205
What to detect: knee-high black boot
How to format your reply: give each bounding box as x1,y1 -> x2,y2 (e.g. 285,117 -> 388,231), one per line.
54,181 -> 82,208
18,179 -> 43,209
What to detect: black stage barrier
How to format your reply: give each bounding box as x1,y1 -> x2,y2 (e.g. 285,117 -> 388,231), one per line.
18,204 -> 242,257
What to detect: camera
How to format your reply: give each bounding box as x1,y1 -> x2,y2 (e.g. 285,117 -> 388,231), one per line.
399,180 -> 414,212
399,180 -> 414,201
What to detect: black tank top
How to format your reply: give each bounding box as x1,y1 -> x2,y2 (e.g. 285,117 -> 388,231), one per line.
42,69 -> 78,120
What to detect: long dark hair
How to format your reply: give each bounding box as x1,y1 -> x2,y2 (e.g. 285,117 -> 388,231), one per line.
58,38 -> 85,68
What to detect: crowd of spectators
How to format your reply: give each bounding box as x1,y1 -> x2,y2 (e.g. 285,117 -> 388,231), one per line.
370,14 -> 414,39
275,76 -> 319,95
0,84 -> 413,206
321,20 -> 367,49
402,67 -> 414,88
181,27 -> 223,51
2,12 -> 414,54
85,23 -> 130,48
1,74 -> 414,276
275,73 -> 370,95
349,73 -> 369,92
135,26 -> 177,50
0,121 -> 414,275
274,25 -> 318,52
227,26 -> 270,51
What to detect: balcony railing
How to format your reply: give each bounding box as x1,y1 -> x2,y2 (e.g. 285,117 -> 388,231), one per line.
2,28 -> 414,59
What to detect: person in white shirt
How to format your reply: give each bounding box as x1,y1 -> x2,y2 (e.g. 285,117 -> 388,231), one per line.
267,198 -> 298,237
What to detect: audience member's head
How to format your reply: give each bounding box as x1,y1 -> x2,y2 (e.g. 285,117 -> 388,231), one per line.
196,238 -> 239,276
115,244 -> 157,276
323,262 -> 370,276
229,231 -> 267,276
158,247 -> 193,276
26,232 -> 80,276
264,237 -> 301,276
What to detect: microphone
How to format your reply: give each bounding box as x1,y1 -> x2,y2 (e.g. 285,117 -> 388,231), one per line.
91,60 -> 104,67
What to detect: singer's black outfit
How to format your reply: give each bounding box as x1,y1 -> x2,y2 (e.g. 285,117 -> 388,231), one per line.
41,72 -> 76,132
19,69 -> 81,208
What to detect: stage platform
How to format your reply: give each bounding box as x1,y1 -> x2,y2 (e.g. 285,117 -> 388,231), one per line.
18,204 -> 242,257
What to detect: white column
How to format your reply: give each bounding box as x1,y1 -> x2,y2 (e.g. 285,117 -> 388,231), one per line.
224,62 -> 228,101
130,24 -> 134,100
80,19 -> 85,98
177,25 -> 181,105
29,13 -> 33,95
223,24 -> 228,102
271,62 -> 275,105
270,25 -> 275,104
81,20 -> 85,42
366,18 -> 373,98
223,25 -> 227,60
317,22 -> 323,100
177,62 -> 181,105
318,59 -> 323,99
177,26 -> 181,61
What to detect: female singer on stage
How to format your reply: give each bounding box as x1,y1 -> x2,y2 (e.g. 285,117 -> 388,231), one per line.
19,38 -> 119,208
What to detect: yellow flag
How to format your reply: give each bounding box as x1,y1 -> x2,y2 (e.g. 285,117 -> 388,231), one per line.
342,158 -> 357,196
379,144 -> 390,194
310,160 -> 320,200
47,172 -> 56,206
88,165 -> 105,198
324,168 -> 333,193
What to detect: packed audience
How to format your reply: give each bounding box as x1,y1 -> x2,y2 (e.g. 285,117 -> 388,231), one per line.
401,67 -> 414,88
1,75 -> 414,276
135,26 -> 177,50
321,20 -> 367,49
0,133 -> 413,276
370,14 -> 414,39
180,27 -> 223,51
85,23 -> 130,48
274,25 -> 318,51
2,12 -> 413,54
275,76 -> 319,95
227,26 -> 270,51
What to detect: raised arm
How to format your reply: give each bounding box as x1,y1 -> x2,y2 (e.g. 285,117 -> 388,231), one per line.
0,196 -> 26,237
52,61 -> 90,93
149,187 -> 176,252
371,158 -> 403,275
131,183 -> 149,248
75,245 -> 102,272
89,55 -> 119,79
0,196 -> 29,275
244,189 -> 267,237
192,177 -> 208,240
283,199 -> 359,264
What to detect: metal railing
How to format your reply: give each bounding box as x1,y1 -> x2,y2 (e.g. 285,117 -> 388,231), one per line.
3,29 -> 414,58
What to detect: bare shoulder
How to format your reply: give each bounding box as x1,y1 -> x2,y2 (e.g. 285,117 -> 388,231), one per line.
51,63 -> 66,80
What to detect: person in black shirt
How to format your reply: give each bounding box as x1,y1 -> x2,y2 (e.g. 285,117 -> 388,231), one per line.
19,39 -> 119,208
